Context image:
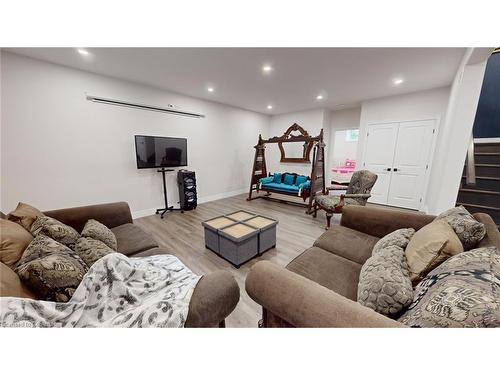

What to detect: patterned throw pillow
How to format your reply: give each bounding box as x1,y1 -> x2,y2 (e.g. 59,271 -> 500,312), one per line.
7,202 -> 44,231
372,228 -> 415,256
435,206 -> 486,250
30,216 -> 80,249
15,234 -> 88,302
399,247 -> 500,328
74,237 -> 115,267
357,245 -> 414,316
81,219 -> 117,250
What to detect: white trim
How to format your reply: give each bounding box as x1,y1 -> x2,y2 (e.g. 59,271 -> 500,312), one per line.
196,188 -> 247,204
474,137 -> 500,143
132,208 -> 157,219
131,188 -> 247,219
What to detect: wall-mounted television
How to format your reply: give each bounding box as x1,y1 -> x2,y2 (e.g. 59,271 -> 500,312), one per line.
135,135 -> 188,169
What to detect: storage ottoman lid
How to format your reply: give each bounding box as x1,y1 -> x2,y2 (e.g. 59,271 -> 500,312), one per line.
225,211 -> 256,221
220,223 -> 258,242
203,216 -> 236,229
244,215 -> 277,229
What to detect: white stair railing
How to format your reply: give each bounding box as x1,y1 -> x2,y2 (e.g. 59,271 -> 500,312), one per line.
466,135 -> 476,185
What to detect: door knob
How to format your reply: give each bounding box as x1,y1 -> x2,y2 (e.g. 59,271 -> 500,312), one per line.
386,168 -> 392,171
393,168 -> 399,172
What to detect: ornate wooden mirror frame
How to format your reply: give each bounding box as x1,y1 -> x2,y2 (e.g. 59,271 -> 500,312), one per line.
271,123 -> 314,163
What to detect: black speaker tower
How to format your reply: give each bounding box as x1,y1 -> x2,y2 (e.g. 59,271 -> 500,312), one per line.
178,170 -> 197,211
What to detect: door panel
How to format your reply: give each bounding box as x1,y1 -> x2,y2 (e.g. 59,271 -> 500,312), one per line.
387,120 -> 435,209
362,123 -> 399,204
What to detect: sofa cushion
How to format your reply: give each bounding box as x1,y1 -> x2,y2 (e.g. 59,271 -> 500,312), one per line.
405,220 -> 464,285
272,173 -> 282,183
399,247 -> 500,328
30,216 -> 80,249
81,219 -> 117,250
283,173 -> 295,185
286,246 -> 362,300
74,237 -> 115,267
261,182 -> 299,193
314,225 -> 379,265
7,202 -> 44,231
435,206 -> 486,250
0,219 -> 34,268
110,223 -> 158,256
15,234 -> 88,302
357,246 -> 413,316
1,261 -> 36,299
372,228 -> 415,256
295,175 -> 308,186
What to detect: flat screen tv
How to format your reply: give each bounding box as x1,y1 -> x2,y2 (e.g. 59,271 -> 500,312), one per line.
135,135 -> 188,169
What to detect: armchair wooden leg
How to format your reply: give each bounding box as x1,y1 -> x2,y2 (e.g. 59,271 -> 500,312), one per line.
218,320 -> 226,328
313,202 -> 318,218
325,212 -> 333,230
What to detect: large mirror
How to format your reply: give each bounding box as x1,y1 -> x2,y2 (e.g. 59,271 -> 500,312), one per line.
277,124 -> 314,163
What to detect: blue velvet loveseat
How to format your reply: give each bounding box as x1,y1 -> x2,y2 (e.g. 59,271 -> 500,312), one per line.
258,172 -> 311,198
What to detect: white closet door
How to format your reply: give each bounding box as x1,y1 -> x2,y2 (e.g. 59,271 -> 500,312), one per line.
362,123 -> 399,205
387,120 -> 435,209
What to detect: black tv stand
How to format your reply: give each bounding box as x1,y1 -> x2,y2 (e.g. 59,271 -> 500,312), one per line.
155,168 -> 184,219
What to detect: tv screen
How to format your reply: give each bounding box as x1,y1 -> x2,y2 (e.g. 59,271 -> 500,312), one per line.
135,135 -> 188,169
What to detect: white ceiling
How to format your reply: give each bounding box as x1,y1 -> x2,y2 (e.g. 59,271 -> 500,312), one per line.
7,48 -> 466,114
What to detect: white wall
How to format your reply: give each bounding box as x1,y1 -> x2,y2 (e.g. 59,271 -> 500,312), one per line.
426,49 -> 490,214
0,52 -> 270,217
357,86 -> 450,164
356,87 -> 450,211
266,108 -> 329,177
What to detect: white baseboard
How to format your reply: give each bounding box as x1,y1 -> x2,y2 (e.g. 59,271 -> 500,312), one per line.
196,188 -> 247,204
131,188 -> 247,219
131,208 -> 157,219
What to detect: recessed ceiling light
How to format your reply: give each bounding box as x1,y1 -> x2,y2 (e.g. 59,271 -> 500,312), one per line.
316,94 -> 324,100
267,105 -> 273,110
262,64 -> 273,73
393,78 -> 404,85
77,48 -> 89,56
207,87 -> 214,92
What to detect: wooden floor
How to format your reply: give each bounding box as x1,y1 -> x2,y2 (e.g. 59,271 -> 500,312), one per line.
135,193 -> 335,328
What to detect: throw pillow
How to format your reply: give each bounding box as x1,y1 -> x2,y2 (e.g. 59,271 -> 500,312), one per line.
74,237 -> 115,267
15,234 -> 88,302
372,228 -> 415,256
1,261 -> 36,299
80,219 -> 117,250
357,246 -> 414,316
405,220 -> 463,285
0,219 -> 34,267
435,206 -> 486,250
7,202 -> 44,231
295,175 -> 308,186
272,173 -> 282,183
283,173 -> 295,185
399,247 -> 500,328
30,216 -> 80,249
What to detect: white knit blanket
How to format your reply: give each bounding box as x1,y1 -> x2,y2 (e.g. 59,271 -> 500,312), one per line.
0,253 -> 201,328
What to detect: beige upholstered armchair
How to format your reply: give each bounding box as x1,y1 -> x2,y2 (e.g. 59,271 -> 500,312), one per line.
313,170 -> 378,228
